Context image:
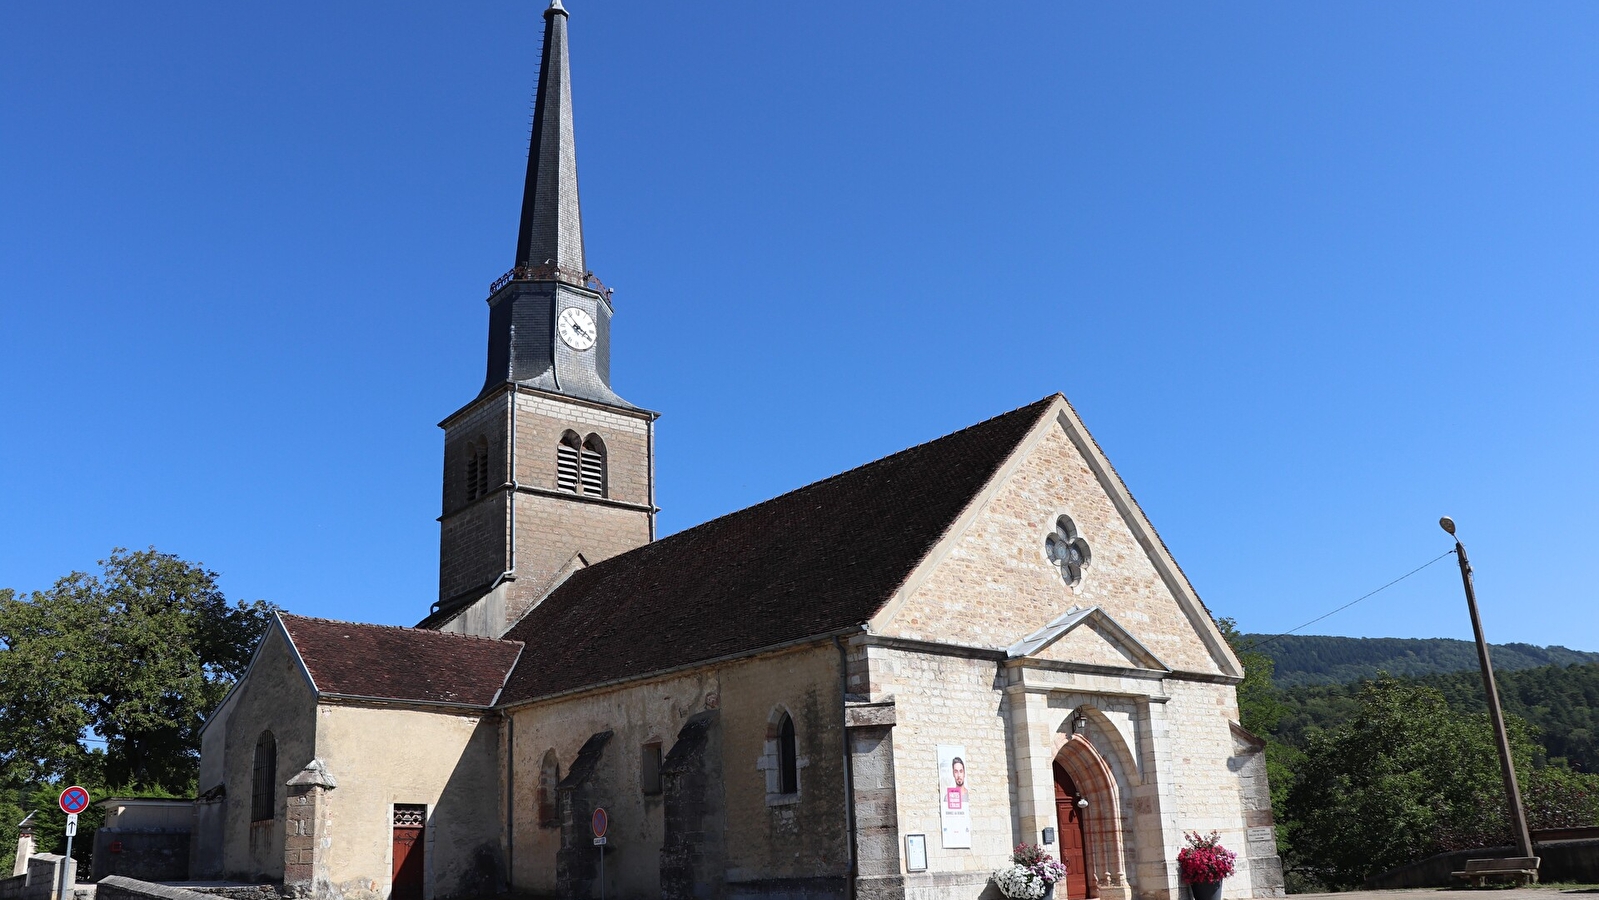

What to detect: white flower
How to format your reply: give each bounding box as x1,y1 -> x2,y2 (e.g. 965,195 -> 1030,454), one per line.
992,864 -> 1046,900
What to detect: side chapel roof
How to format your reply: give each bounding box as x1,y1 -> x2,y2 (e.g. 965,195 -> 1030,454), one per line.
497,395 -> 1057,703
280,613 -> 522,707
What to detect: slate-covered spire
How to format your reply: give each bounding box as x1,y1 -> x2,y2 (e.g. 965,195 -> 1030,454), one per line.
515,0 -> 585,276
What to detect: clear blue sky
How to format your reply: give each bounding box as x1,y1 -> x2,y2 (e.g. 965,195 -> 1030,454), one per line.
3,3 -> 1596,650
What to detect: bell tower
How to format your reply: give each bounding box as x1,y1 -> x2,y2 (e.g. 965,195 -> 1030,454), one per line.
425,0 -> 657,637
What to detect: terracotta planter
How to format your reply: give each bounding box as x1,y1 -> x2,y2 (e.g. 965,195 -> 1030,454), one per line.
1188,880 -> 1223,900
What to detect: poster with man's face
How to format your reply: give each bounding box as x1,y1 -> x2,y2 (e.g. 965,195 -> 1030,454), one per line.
937,744 -> 972,848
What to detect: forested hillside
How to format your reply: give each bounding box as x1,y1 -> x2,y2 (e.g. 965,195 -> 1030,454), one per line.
1274,660 -> 1599,772
1242,633 -> 1599,686
1219,620 -> 1599,891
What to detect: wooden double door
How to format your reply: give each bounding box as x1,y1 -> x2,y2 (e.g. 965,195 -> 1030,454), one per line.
1053,762 -> 1093,900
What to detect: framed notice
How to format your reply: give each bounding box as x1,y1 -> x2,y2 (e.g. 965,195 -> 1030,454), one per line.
905,834 -> 928,872
937,744 -> 971,848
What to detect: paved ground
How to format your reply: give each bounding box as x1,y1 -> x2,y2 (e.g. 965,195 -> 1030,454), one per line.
1291,888 -> 1599,900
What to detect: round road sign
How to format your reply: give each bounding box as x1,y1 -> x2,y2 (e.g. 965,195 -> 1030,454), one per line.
591,807 -> 608,838
59,786 -> 90,815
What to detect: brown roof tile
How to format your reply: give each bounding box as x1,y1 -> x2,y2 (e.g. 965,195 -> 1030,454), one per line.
280,614 -> 522,707
498,396 -> 1056,703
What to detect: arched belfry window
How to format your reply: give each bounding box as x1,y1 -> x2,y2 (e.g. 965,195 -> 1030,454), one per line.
465,438 -> 490,502
556,431 -> 581,493
251,731 -> 276,822
580,434 -> 607,497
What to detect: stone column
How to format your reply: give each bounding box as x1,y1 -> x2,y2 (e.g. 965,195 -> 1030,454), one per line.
283,759 -> 337,899
12,826 -> 33,877
1134,698 -> 1180,900
847,701 -> 902,900
1005,678 -> 1058,849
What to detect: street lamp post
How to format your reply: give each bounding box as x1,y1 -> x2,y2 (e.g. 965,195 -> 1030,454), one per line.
1439,516 -> 1534,861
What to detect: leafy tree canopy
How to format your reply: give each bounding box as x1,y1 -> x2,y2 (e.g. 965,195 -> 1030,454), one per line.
0,548 -> 274,870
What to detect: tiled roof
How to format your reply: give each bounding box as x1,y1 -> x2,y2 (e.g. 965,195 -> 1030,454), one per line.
498,395 -> 1056,703
280,614 -> 522,707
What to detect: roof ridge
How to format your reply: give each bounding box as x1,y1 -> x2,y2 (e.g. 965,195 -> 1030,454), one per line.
280,612 -> 524,646
628,394 -> 1058,552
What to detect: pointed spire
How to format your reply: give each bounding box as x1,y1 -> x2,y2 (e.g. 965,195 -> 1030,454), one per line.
515,0 -> 585,277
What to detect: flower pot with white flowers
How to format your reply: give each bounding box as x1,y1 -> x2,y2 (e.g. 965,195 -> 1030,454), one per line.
992,843 -> 1068,900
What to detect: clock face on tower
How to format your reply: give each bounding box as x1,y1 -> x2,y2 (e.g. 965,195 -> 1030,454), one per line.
557,307 -> 597,351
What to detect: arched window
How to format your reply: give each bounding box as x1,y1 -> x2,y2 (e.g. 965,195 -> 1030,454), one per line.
538,749 -> 560,828
251,731 -> 276,822
465,438 -> 490,502
777,712 -> 798,795
556,431 -> 581,493
580,434 -> 607,497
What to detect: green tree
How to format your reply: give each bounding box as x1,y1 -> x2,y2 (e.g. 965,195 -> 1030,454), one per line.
1281,676 -> 1537,889
1216,617 -> 1285,737
0,548 -> 274,870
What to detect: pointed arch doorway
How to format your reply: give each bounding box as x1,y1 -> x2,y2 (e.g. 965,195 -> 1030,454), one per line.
1053,762 -> 1093,899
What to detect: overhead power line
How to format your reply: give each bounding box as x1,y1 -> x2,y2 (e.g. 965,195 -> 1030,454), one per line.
1249,548 -> 1458,651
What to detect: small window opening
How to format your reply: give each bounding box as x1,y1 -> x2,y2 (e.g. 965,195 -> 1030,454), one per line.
641,741 -> 663,795
538,750 -> 560,828
556,431 -> 581,493
393,803 -> 427,827
777,713 -> 798,795
251,731 -> 276,822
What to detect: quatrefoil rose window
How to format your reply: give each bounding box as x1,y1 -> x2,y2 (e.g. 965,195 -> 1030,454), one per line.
1045,515 -> 1091,587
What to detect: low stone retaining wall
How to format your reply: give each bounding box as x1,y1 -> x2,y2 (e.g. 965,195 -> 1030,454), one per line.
1364,838 -> 1599,888
95,878 -> 216,900
180,887 -> 279,900
0,855 -> 77,900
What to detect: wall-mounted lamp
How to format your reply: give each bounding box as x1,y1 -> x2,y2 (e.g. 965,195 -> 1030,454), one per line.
1076,797 -> 1088,810
1073,712 -> 1088,733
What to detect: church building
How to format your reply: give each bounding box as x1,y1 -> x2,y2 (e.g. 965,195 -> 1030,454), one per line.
191,5 -> 1285,900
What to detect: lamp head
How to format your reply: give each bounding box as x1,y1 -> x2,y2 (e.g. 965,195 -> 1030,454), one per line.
1439,516 -> 1456,536
1076,798 -> 1088,809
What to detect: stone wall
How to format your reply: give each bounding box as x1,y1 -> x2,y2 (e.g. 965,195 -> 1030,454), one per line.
213,627 -> 318,883
876,412 -> 1233,677
506,641 -> 848,900
660,711 -> 723,900
313,702 -> 503,900
0,855 -> 77,900
1228,727 -> 1284,898
95,876 -> 214,900
90,829 -> 190,882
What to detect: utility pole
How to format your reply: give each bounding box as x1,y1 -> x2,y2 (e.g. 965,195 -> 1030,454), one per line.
1440,517 -> 1534,861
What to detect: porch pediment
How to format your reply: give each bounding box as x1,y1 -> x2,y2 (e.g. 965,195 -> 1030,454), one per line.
1006,606 -> 1169,673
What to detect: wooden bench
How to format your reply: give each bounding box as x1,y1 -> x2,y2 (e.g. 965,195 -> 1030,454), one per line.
1451,856 -> 1541,887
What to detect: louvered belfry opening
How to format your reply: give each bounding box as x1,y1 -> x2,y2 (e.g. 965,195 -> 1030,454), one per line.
465,438 -> 491,502
557,431 -> 582,492
580,434 -> 607,497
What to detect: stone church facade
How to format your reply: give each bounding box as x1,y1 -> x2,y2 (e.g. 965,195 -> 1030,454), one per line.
191,5 -> 1285,900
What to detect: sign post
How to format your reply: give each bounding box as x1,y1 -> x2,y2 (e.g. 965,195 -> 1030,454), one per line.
58,786 -> 90,900
591,807 -> 608,900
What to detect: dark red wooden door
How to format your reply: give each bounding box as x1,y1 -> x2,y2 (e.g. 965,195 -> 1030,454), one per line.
392,826 -> 424,900
1054,763 -> 1092,900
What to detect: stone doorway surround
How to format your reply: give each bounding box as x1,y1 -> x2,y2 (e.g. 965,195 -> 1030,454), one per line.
1006,662 -> 1177,900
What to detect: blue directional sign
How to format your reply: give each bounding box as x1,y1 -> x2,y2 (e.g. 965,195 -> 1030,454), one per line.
58,786 -> 90,815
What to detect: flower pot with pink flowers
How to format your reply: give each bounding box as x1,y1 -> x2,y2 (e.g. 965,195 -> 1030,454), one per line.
1177,831 -> 1236,900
